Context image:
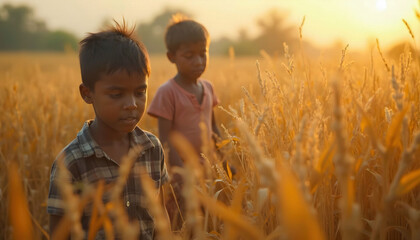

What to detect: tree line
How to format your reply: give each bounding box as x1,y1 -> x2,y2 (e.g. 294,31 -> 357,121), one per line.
0,4 -> 78,51
0,3 -> 303,55
136,8 -> 301,56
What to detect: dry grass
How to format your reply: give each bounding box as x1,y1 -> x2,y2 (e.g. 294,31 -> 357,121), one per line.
1,39 -> 420,240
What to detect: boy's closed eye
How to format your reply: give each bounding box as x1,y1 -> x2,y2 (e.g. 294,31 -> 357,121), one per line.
107,86 -> 147,98
109,91 -> 122,99
135,88 -> 147,97
183,53 -> 193,59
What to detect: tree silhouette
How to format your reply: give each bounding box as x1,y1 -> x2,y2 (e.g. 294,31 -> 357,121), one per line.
0,3 -> 78,51
254,8 -> 296,55
231,28 -> 259,55
212,8 -> 299,56
137,8 -> 191,54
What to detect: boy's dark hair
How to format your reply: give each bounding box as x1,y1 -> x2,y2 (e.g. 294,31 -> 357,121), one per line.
165,14 -> 210,53
79,20 -> 150,90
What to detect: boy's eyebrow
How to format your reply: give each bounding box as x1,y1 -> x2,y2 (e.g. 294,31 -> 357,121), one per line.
105,86 -> 124,91
105,83 -> 148,90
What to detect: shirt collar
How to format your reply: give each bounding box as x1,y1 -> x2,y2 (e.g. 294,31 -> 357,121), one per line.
171,78 -> 208,97
129,126 -> 155,152
77,120 -> 155,159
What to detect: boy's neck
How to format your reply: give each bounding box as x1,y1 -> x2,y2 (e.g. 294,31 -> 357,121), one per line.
89,119 -> 130,146
89,120 -> 131,164
174,74 -> 199,85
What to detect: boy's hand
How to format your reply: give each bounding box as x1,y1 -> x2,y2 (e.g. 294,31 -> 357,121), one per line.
170,172 -> 184,192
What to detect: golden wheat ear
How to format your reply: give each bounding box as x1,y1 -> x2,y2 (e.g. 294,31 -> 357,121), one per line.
8,162 -> 35,240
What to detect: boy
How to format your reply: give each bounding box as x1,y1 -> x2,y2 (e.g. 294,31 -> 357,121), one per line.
147,15 -> 220,225
47,22 -> 168,240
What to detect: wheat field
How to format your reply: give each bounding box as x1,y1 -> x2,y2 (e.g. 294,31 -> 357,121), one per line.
1,39 -> 420,240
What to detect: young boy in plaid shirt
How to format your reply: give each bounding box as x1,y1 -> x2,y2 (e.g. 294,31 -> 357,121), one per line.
47,22 -> 168,239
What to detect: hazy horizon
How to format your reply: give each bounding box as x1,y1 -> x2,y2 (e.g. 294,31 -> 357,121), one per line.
1,0 -> 419,51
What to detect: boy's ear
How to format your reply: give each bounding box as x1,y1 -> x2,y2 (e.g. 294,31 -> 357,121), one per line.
167,51 -> 175,63
79,83 -> 93,104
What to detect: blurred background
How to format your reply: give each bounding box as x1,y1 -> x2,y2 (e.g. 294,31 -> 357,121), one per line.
0,0 -> 418,56
2,1 -> 420,240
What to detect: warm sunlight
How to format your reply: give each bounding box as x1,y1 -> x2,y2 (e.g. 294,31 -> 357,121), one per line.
3,0 -> 420,239
2,0 -> 419,49
376,0 -> 388,11
283,0 -> 418,48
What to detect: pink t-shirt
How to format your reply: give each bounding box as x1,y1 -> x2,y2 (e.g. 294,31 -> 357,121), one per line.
147,78 -> 219,155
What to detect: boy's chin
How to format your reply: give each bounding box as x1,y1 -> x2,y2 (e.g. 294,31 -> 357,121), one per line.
118,123 -> 138,133
192,72 -> 204,79
123,125 -> 138,132
181,71 -> 203,80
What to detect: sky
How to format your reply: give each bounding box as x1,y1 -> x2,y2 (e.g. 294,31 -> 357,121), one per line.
1,0 -> 419,50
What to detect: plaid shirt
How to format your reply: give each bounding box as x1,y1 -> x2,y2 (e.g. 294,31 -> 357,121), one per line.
47,121 -> 169,240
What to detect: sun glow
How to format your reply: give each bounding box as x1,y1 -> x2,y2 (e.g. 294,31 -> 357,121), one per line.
376,0 -> 388,11
5,0 -> 418,51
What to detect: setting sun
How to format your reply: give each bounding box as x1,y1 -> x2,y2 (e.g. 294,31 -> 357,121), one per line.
1,0 -> 418,50
376,0 -> 388,11
278,0 -> 418,49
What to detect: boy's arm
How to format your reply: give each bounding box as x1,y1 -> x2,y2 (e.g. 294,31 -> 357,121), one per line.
160,185 -> 171,224
50,214 -> 61,236
158,117 -> 184,191
211,110 -> 221,141
50,214 -> 70,240
158,117 -> 183,168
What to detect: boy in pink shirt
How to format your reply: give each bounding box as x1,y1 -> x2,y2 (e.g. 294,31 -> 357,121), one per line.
147,15 -> 220,226
148,16 -> 220,171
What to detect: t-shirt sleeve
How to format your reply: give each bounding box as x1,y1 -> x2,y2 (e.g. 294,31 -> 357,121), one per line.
147,84 -> 175,121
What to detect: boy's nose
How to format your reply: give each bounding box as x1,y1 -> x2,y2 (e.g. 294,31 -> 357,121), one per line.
123,95 -> 137,109
193,56 -> 204,66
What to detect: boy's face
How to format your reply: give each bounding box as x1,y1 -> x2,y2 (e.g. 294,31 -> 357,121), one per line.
80,69 -> 148,135
168,40 -> 208,82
